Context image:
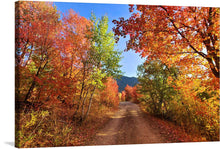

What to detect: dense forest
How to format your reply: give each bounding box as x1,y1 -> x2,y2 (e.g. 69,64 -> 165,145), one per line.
15,1 -> 122,147
114,5 -> 219,141
15,1 -> 219,148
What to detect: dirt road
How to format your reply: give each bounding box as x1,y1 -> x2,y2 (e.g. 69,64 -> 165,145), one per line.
90,101 -> 167,145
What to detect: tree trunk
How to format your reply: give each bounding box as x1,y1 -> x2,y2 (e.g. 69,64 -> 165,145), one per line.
24,60 -> 48,104
206,57 -> 220,78
73,61 -> 86,117
80,88 -> 90,121
82,86 -> 96,122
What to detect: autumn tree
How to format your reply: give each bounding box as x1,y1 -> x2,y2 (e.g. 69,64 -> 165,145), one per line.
124,85 -> 133,101
137,60 -> 178,115
75,14 -> 122,122
100,77 -> 119,107
15,1 -> 123,147
136,59 -> 219,140
131,86 -> 139,103
121,91 -> 126,101
124,85 -> 139,103
113,5 -> 220,78
90,14 -> 122,78
15,1 -> 61,107
57,9 -> 93,119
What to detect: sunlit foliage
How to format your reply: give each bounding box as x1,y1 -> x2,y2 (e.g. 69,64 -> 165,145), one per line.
15,1 -> 121,147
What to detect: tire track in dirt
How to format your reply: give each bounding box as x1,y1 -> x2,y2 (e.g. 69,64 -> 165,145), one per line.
90,101 -> 167,145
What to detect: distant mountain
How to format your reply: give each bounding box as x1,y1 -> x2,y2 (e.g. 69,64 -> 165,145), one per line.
116,76 -> 138,92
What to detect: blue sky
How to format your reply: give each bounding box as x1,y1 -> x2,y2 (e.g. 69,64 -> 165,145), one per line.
54,2 -> 145,77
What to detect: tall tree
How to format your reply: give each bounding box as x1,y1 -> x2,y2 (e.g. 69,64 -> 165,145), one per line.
137,60 -> 178,115
15,1 -> 61,105
79,14 -> 122,121
113,5 -> 220,78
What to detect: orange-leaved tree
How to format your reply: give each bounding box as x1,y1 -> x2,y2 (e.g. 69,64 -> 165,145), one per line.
15,1 -> 61,105
100,77 -> 119,107
121,91 -> 126,101
124,85 -> 139,103
113,5 -> 220,78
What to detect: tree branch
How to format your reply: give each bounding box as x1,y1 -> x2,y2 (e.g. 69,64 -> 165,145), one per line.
159,6 -> 207,59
